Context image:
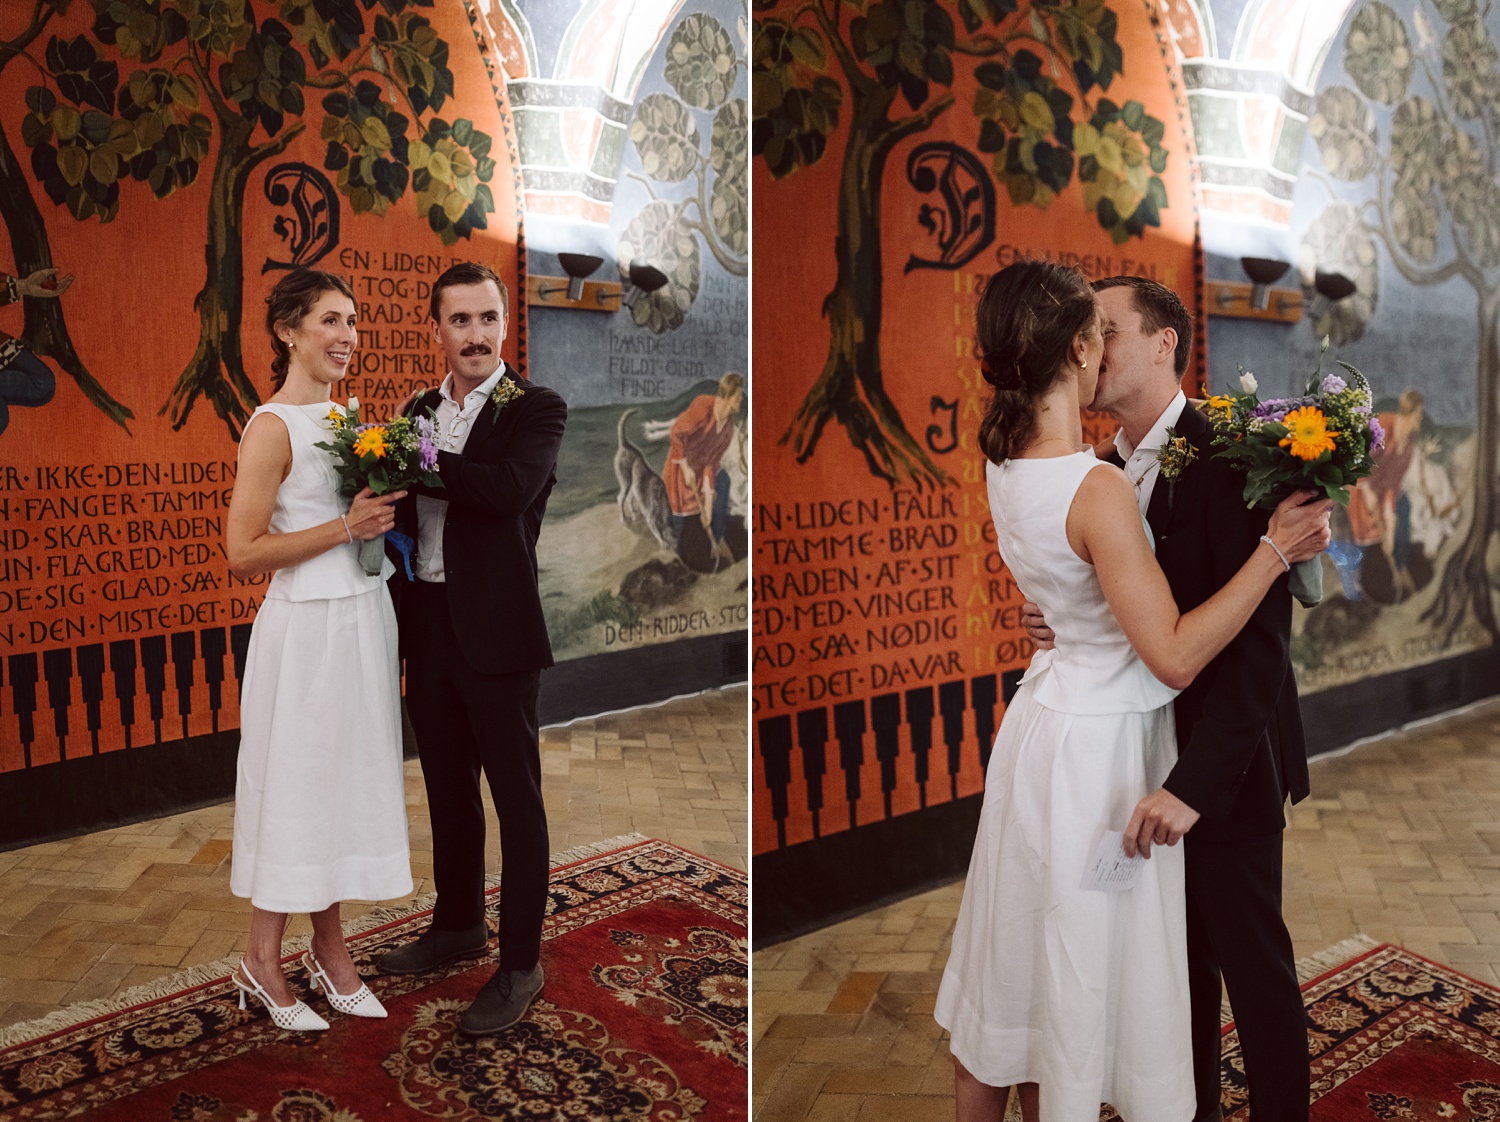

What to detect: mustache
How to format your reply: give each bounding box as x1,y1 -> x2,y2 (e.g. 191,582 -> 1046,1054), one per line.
460,344 -> 492,356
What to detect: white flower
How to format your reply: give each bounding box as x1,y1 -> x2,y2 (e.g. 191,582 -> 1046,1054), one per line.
1239,371 -> 1258,394
348,396 -> 360,411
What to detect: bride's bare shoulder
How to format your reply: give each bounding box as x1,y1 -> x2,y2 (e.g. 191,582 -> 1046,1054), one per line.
1072,460 -> 1137,515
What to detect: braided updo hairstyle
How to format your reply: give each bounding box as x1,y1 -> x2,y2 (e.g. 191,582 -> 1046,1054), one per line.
265,268 -> 356,391
975,260 -> 1098,464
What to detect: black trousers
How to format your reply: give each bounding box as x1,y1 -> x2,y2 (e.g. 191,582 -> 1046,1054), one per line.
1187,830 -> 1308,1121
404,579 -> 548,971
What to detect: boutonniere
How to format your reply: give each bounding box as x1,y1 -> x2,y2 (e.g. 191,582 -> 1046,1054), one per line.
490,376 -> 525,419
1156,428 -> 1196,504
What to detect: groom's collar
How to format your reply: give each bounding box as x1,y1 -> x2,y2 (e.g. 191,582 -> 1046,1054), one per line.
1114,389 -> 1187,460
439,359 -> 507,409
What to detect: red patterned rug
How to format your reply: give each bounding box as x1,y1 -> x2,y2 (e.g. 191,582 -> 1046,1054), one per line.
1093,940 -> 1500,1121
1219,942 -> 1500,1120
0,837 -> 746,1120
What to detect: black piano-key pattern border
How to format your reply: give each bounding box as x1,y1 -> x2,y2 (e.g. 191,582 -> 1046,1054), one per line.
758,670 -> 1024,849
2,626 -> 252,766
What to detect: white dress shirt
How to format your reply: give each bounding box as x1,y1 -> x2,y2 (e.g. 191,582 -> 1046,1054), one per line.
415,361 -> 507,583
1112,390 -> 1187,518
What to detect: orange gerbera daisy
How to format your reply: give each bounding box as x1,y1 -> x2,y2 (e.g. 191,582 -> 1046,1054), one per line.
1279,406 -> 1337,461
352,425 -> 388,459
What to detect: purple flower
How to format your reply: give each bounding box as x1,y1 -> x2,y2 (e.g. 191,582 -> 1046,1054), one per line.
415,414 -> 435,440
1250,395 -> 1316,422
1320,374 -> 1347,395
418,437 -> 438,471
1368,416 -> 1385,451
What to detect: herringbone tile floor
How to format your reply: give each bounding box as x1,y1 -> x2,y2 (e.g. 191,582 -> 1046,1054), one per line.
752,696 -> 1500,1121
0,685 -> 747,1032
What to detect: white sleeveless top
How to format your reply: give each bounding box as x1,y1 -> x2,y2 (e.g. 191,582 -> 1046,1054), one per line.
987,451 -> 1178,715
241,401 -> 393,602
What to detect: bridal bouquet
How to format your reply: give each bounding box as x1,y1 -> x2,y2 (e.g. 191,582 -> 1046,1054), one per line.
1201,338 -> 1383,605
315,397 -> 441,576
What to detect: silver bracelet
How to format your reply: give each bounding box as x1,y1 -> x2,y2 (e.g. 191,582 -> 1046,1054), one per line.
1259,534 -> 1290,572
340,514 -> 353,543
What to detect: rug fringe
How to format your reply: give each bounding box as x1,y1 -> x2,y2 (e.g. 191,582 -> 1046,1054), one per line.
1217,934 -> 1380,1027
0,959 -> 242,1050
0,833 -> 654,1053
1294,934 -> 1380,983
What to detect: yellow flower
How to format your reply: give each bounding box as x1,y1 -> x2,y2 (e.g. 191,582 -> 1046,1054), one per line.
1279,406 -> 1337,461
326,407 -> 343,428
352,425 -> 388,459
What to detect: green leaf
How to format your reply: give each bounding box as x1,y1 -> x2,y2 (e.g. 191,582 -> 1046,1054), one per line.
789,27 -> 826,69
1344,3 -> 1413,105
57,144 -> 87,186
1308,86 -> 1377,181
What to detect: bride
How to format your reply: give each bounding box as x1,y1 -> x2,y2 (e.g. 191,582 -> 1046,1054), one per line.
223,268 -> 413,1031
933,260 -> 1330,1121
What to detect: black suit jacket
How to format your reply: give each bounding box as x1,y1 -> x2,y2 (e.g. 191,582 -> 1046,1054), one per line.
1114,404 -> 1309,838
390,366 -> 567,677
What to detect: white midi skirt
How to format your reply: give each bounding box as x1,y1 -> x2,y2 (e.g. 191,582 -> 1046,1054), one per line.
934,677 -> 1194,1122
230,586 -> 413,913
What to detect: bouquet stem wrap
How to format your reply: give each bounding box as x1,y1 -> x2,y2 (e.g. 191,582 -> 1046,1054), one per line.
357,536 -> 385,577
1289,557 -> 1322,608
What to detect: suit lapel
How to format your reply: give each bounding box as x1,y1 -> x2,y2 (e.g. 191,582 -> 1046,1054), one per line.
463,386 -> 499,456
1146,469 -> 1172,540
462,364 -> 527,457
1153,404 -> 1212,539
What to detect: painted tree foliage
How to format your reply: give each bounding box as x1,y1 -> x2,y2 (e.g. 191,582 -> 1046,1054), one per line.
1304,0 -> 1498,643
752,0 -> 1171,487
1,1 -> 131,430
11,0 -> 496,438
620,11 -> 748,335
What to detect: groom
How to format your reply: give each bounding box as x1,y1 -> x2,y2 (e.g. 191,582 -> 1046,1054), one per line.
377,261 -> 568,1038
1025,276 -> 1319,1121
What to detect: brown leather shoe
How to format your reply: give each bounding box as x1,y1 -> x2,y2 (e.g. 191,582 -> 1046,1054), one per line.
375,922 -> 490,975
457,964 -> 544,1037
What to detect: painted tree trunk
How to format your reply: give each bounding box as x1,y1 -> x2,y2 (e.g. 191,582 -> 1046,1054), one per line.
0,115 -> 132,430
1424,292 -> 1499,644
782,84 -> 950,490
162,117 -> 302,438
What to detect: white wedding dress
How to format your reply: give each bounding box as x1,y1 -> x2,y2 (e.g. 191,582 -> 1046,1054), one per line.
230,401 -> 412,913
934,452 -> 1194,1122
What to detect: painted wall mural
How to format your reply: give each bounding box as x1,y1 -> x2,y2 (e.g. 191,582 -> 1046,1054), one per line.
497,0 -> 750,665
750,0 -> 1202,855
1239,0 -> 1500,695
0,0 -> 526,773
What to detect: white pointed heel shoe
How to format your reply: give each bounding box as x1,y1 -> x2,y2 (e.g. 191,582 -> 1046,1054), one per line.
303,950 -> 388,1018
233,958 -> 330,1032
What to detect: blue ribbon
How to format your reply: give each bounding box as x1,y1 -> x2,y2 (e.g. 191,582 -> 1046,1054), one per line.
385,530 -> 417,581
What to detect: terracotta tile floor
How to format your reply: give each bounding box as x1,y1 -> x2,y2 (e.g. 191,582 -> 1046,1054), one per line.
752,696 -> 1500,1121
0,685 -> 747,1032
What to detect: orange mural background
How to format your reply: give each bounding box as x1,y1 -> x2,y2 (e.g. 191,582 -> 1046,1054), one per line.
0,0 -> 521,772
752,0 -> 1204,854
